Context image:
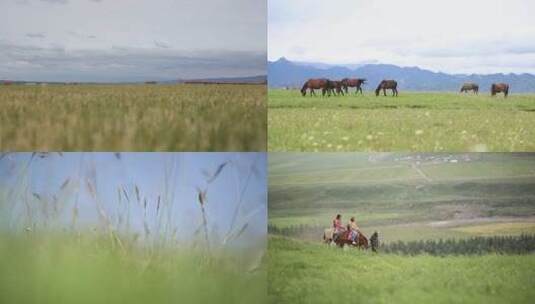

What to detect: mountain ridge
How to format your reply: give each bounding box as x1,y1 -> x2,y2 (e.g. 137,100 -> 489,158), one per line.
268,57 -> 535,92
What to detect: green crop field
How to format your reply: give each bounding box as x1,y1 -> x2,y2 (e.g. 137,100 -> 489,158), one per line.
268,153 -> 535,303
0,84 -> 266,151
268,90 -> 535,152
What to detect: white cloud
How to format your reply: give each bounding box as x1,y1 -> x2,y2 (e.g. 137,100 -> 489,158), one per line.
269,0 -> 535,74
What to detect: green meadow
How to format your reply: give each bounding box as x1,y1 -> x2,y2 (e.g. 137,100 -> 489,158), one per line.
268,90 -> 535,152
0,84 -> 266,151
268,236 -> 535,304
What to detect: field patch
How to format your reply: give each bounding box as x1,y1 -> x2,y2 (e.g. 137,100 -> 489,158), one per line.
452,222 -> 535,235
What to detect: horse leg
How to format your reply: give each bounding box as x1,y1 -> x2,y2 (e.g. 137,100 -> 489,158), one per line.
383,88 -> 387,96
311,89 -> 316,96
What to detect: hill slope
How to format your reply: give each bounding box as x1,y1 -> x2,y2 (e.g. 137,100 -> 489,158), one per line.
269,153 -> 535,242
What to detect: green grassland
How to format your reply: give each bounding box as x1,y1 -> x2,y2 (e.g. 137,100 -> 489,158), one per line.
268,90 -> 535,152
0,234 -> 266,304
269,153 -> 535,242
268,236 -> 535,304
0,84 -> 266,151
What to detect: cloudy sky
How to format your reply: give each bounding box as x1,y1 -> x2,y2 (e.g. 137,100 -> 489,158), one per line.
0,0 -> 266,82
269,0 -> 535,74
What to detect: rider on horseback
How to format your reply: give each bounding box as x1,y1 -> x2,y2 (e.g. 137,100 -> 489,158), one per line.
348,216 -> 359,245
332,214 -> 345,242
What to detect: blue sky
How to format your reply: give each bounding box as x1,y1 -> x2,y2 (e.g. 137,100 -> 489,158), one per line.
269,0 -> 535,74
0,0 -> 266,81
0,153 -> 267,252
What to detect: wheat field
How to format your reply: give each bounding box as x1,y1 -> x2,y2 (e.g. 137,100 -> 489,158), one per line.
0,84 -> 266,151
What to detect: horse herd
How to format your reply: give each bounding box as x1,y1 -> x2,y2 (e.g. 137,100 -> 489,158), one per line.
301,78 -> 510,97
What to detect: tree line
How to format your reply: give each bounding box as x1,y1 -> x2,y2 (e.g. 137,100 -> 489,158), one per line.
269,224 -> 535,255
382,234 -> 535,255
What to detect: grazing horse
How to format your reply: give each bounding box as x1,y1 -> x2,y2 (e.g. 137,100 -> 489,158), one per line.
375,80 -> 398,97
460,83 -> 479,94
301,78 -> 331,96
491,83 -> 509,98
327,80 -> 345,96
341,78 -> 366,94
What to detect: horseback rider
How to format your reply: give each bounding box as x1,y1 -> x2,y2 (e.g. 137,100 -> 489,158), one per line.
348,216 -> 359,245
332,214 -> 345,242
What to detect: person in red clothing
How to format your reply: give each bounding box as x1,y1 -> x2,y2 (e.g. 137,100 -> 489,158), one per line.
332,214 -> 345,242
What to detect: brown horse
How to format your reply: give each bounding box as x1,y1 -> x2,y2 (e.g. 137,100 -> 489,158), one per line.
327,80 -> 345,96
460,83 -> 479,94
341,78 -> 366,94
491,83 -> 509,97
301,78 -> 331,96
375,80 -> 398,97
332,230 -> 369,249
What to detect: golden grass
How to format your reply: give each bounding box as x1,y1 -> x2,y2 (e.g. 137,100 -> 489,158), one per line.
0,84 -> 266,151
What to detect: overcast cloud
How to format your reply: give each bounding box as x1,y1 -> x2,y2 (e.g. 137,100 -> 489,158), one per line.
0,0 -> 266,81
269,0 -> 535,74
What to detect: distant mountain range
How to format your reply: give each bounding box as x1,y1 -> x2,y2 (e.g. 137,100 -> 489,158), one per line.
174,75 -> 266,84
1,75 -> 266,85
268,57 -> 535,92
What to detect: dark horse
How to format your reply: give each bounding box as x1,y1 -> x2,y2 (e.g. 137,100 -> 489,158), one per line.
460,83 -> 479,94
327,80 -> 345,96
491,83 -> 509,98
341,78 -> 366,94
301,78 -> 331,96
375,80 -> 398,97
